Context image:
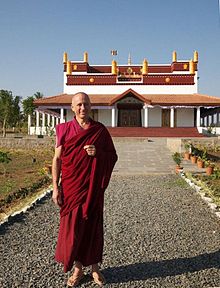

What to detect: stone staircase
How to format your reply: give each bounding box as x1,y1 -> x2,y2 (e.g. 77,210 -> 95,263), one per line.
113,137 -> 175,175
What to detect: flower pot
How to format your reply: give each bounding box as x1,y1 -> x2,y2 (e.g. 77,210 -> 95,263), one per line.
175,165 -> 183,174
184,152 -> 190,160
197,160 -> 204,168
206,166 -> 214,176
191,155 -> 197,164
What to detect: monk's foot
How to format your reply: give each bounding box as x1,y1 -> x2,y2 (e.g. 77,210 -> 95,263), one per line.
67,271 -> 84,287
91,271 -> 106,286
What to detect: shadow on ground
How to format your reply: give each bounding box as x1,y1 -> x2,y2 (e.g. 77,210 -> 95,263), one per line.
103,250 -> 220,283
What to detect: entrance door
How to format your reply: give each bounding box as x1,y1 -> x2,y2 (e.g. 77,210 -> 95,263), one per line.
162,109 -> 170,127
118,109 -> 141,127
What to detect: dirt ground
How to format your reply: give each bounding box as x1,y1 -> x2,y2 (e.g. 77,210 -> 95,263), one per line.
0,148 -> 53,213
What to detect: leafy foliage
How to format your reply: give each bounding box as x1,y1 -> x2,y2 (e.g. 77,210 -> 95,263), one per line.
0,150 -> 12,176
172,152 -> 182,166
0,151 -> 11,164
0,90 -> 21,137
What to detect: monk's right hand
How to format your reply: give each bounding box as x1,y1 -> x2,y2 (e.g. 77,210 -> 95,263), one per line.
52,187 -> 59,206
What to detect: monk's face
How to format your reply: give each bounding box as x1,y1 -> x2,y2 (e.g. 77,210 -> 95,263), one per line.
71,93 -> 91,121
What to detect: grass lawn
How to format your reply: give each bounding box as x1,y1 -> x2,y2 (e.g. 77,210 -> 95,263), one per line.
0,148 -> 54,217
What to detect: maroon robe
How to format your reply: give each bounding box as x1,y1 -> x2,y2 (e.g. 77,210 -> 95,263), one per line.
55,118 -> 117,272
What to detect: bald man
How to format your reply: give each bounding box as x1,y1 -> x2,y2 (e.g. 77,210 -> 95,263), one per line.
52,92 -> 117,287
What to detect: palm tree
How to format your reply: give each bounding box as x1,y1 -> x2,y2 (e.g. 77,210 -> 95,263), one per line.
34,92 -> 43,99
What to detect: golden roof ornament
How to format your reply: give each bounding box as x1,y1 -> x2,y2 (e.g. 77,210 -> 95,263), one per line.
172,51 -> 177,62
189,59 -> 195,74
66,61 -> 72,75
142,59 -> 148,75
63,52 -> 68,64
194,50 -> 198,63
84,51 -> 88,63
111,60 -> 117,75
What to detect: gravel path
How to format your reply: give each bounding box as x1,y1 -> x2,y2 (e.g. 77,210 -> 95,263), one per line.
0,174 -> 220,288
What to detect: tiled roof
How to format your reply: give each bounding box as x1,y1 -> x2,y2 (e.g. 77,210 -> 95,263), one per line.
143,94 -> 220,106
34,93 -> 220,107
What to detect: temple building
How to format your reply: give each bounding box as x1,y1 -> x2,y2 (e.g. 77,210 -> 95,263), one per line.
32,51 -> 220,136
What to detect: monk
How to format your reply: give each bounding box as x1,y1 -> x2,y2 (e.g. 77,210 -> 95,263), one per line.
52,92 -> 117,287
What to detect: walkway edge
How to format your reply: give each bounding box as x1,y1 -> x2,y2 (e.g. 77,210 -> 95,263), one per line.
0,185 -> 53,226
180,172 -> 220,219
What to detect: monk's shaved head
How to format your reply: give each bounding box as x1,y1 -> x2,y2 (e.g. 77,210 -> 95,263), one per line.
71,92 -> 91,122
72,92 -> 90,105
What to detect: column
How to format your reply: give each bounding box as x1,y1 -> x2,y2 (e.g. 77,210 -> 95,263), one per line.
170,107 -> 174,128
28,114 -> 31,135
144,106 -> 148,127
42,112 -> 45,127
60,108 -> 65,123
52,116 -> 55,127
111,107 -> 116,127
196,107 -> 200,127
47,114 -> 51,126
56,117 -> 59,125
36,111 -> 40,127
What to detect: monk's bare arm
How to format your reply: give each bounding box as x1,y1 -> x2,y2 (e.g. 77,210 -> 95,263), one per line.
52,146 -> 62,206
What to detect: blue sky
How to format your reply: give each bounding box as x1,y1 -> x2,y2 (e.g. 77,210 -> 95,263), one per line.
0,0 -> 220,99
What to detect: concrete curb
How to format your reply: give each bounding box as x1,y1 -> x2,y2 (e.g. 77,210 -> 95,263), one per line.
180,172 -> 220,219
0,185 -> 53,226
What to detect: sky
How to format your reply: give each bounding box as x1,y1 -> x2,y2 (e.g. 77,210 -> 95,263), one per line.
0,0 -> 220,99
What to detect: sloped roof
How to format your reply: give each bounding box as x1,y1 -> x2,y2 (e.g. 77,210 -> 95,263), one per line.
34,93 -> 220,107
144,94 -> 220,106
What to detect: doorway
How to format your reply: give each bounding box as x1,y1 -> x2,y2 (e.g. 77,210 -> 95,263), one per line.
118,103 -> 142,127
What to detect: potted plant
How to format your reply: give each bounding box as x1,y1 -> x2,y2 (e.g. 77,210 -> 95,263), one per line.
197,156 -> 204,168
197,148 -> 207,168
184,142 -> 191,160
190,145 -> 199,164
172,152 -> 183,173
205,161 -> 215,176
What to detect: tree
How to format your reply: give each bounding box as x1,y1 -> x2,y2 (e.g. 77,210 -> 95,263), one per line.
22,92 -> 44,122
22,96 -> 35,121
0,90 -> 21,137
34,91 -> 43,99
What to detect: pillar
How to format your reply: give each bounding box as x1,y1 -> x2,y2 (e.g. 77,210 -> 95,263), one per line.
144,106 -> 149,127
28,114 -> 31,135
36,111 -> 40,127
112,107 -> 116,127
196,107 -> 201,127
60,108 -> 65,123
47,114 -> 51,126
170,108 -> 174,128
52,116 -> 55,127
56,117 -> 59,125
42,112 -> 45,127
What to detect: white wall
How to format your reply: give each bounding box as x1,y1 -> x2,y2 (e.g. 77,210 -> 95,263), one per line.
64,84 -> 197,95
176,108 -> 194,127
98,109 -> 112,126
148,107 -> 161,127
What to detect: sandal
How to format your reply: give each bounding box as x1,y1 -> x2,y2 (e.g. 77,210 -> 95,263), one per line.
91,271 -> 106,286
67,272 -> 84,287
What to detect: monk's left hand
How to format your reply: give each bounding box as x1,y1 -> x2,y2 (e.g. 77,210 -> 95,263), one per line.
84,145 -> 96,156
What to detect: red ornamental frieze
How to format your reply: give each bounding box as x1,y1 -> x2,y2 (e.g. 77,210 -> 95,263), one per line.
66,74 -> 195,85
64,63 -> 197,74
